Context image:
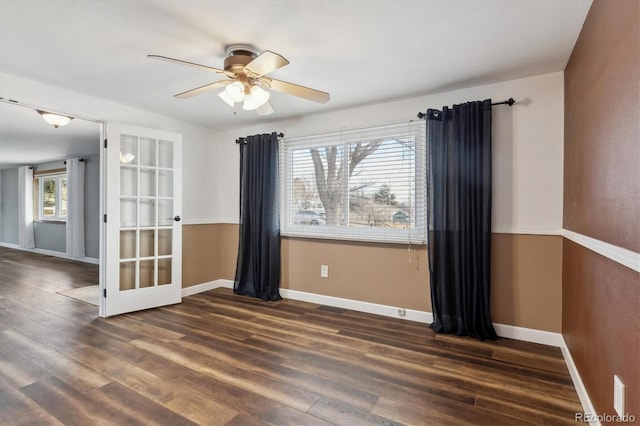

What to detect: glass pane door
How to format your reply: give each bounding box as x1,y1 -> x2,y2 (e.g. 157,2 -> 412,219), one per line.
119,135 -> 174,290
104,123 -> 182,317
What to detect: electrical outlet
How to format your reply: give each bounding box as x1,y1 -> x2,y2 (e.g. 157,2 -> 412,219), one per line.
397,308 -> 406,317
614,375 -> 625,416
320,265 -> 329,278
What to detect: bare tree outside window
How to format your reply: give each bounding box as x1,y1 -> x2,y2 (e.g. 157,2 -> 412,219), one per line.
283,121 -> 425,242
42,178 -> 57,217
373,184 -> 398,206
310,140 -> 382,225
38,173 -> 67,221
293,177 -> 317,211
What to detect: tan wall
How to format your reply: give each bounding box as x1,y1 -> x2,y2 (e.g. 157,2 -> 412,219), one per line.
182,223 -> 239,287
182,224 -> 221,287
184,223 -> 563,332
281,237 -> 430,311
563,0 -> 639,419
491,234 -> 562,332
217,224 -> 240,280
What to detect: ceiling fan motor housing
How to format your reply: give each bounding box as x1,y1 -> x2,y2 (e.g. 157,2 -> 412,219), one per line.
224,46 -> 258,75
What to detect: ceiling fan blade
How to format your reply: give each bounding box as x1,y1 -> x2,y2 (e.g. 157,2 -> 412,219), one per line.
174,80 -> 229,99
266,78 -> 330,103
148,54 -> 226,74
244,50 -> 289,77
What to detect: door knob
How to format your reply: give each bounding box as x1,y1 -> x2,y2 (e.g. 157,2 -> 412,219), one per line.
173,216 -> 181,222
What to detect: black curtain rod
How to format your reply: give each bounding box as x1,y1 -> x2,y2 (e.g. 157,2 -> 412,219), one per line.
416,98 -> 515,120
63,158 -> 86,164
492,98 -> 516,106
236,132 -> 284,144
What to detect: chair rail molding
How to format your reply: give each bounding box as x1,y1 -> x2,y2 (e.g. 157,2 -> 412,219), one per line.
562,229 -> 640,272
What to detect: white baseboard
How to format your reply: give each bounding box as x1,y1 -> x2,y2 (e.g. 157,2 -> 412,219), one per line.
33,248 -> 100,265
492,323 -> 565,347
280,288 -> 434,323
560,338 -> 600,426
181,279 -> 232,297
182,280 -> 559,345
0,242 -> 99,265
182,281 -> 595,421
214,278 -> 234,289
280,289 -> 568,347
0,242 -> 21,250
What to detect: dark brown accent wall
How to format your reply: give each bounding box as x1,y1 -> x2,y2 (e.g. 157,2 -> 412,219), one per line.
564,0 -> 640,252
563,0 -> 640,420
563,240 -> 639,419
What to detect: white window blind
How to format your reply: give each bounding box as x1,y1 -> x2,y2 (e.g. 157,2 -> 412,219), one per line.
280,121 -> 426,243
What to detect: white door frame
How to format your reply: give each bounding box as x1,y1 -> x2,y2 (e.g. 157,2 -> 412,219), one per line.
99,122 -> 106,317
101,122 -> 182,317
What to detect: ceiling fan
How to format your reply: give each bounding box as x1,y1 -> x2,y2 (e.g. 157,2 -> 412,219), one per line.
148,45 -> 330,116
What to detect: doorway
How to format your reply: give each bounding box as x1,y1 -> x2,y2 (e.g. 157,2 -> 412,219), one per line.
0,99 -> 102,310
1,100 -> 184,317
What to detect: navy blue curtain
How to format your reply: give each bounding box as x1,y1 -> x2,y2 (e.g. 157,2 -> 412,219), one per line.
426,99 -> 497,341
234,132 -> 282,301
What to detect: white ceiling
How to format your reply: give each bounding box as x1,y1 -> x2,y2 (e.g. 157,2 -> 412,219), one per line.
0,0 -> 591,136
0,101 -> 100,170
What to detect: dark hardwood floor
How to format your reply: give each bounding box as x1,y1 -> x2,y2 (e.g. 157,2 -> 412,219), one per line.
0,246 -> 582,425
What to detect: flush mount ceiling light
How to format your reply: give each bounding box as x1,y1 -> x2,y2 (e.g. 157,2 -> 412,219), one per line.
119,152 -> 135,164
148,44 -> 330,117
37,110 -> 74,128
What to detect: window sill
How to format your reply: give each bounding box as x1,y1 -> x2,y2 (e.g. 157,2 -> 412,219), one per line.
281,229 -> 426,245
35,220 -> 67,225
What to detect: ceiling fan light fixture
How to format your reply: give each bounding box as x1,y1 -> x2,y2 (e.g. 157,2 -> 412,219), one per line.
242,93 -> 259,111
225,81 -> 245,103
250,85 -> 270,107
218,90 -> 235,107
37,110 -> 73,128
242,85 -> 271,111
150,46 -> 330,117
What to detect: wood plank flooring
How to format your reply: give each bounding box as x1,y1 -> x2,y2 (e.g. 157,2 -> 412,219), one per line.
0,246 -> 582,425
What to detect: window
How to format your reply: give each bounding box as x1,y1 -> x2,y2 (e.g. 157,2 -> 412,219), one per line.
36,172 -> 67,221
280,121 -> 426,243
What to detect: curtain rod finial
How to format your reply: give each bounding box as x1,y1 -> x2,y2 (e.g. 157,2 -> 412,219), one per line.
417,112 -> 426,120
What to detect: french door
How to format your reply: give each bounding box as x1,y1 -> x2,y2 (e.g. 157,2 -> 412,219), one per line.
102,123 -> 182,317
